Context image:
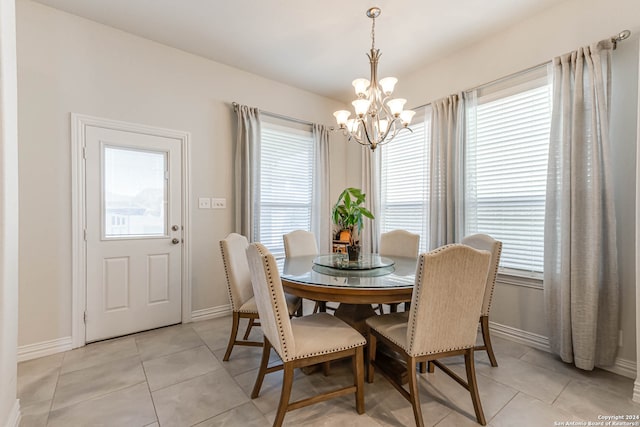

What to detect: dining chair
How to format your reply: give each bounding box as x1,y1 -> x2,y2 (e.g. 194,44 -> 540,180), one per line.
366,244 -> 491,427
283,230 -> 333,313
283,229 -> 319,258
461,233 -> 503,367
219,233 -> 301,361
378,229 -> 420,313
247,243 -> 366,427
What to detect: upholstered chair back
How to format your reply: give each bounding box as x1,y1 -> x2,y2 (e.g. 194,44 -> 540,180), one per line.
407,244 -> 490,357
246,243 -> 296,361
461,234 -> 502,316
283,230 -> 319,258
379,230 -> 420,258
220,233 -> 253,311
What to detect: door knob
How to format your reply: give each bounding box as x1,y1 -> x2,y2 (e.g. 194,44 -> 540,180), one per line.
171,225 -> 180,231
171,238 -> 180,245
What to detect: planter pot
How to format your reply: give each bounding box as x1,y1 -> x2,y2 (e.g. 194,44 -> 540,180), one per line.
347,245 -> 360,261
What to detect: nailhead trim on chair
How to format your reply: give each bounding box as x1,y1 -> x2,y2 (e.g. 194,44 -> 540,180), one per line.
292,341 -> 366,361
220,239 -> 240,312
483,240 -> 502,315
255,243 -> 291,361
408,244 -> 459,351
407,251 -> 426,351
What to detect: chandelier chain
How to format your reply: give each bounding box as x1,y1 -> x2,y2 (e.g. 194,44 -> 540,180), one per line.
371,15 -> 376,51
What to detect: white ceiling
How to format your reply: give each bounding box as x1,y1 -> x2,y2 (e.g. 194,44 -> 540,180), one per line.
32,0 -> 561,102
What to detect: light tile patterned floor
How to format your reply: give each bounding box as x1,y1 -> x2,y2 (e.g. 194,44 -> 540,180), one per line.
18,310 -> 640,426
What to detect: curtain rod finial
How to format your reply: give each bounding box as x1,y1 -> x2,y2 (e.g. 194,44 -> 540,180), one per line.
616,30 -> 631,41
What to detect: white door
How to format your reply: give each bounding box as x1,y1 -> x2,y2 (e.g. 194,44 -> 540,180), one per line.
85,126 -> 183,342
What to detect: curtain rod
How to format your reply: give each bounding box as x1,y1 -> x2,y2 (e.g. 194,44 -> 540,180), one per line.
410,29 -> 631,111
231,102 -> 314,127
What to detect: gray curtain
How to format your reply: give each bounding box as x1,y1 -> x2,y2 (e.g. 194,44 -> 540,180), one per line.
544,40 -> 619,370
361,148 -> 380,253
429,94 -> 465,249
311,124 -> 331,253
233,104 -> 261,241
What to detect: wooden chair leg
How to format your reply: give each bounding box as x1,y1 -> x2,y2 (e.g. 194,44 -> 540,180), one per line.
273,362 -> 295,427
353,346 -> 365,414
407,356 -> 425,427
480,315 -> 498,367
419,361 -> 427,373
223,312 -> 240,361
465,350 -> 486,426
367,332 -> 377,383
427,360 -> 435,373
322,361 -> 331,376
242,317 -> 255,341
388,303 -> 398,313
251,338 -> 272,399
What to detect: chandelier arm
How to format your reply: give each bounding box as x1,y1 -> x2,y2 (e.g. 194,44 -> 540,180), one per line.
344,129 -> 368,146
377,124 -> 413,146
360,118 -> 375,146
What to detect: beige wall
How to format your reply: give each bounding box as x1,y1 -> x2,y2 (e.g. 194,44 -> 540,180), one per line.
391,0 -> 640,366
0,0 -> 20,424
16,0 -> 346,347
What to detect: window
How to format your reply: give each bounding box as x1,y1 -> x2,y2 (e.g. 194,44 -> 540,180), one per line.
103,146 -> 166,237
256,118 -> 314,258
379,109 -> 430,253
465,67 -> 551,277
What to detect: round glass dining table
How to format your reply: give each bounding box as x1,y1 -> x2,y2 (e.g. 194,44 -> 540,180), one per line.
279,253 -> 417,332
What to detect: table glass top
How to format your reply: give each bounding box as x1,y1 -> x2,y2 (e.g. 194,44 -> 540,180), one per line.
280,254 -> 417,289
313,253 -> 395,270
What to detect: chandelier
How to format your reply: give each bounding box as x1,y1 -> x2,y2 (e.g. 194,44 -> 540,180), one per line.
333,7 -> 415,151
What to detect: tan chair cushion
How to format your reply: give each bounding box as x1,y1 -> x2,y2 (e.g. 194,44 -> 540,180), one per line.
290,313 -> 366,360
238,293 -> 301,316
365,312 -> 409,351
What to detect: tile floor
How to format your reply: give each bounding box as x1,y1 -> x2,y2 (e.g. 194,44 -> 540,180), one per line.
17,307 -> 640,427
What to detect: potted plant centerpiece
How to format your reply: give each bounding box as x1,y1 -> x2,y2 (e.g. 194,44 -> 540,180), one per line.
331,187 -> 375,261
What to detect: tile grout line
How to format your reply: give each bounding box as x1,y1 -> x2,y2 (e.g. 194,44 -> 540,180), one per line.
42,351 -> 67,424
551,378 -> 572,406
136,335 -> 162,426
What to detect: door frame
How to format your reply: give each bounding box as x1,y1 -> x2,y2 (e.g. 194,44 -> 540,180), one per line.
71,113 -> 191,348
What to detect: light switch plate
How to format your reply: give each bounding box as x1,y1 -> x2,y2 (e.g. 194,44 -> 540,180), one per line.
198,197 -> 211,209
212,198 -> 226,209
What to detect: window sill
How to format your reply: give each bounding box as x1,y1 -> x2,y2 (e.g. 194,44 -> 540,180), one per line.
496,271 -> 543,290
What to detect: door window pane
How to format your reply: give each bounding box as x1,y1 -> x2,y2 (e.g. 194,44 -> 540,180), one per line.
103,146 -> 167,237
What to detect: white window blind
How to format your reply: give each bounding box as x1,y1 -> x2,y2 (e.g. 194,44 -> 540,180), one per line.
465,69 -> 551,276
380,110 -> 430,253
257,119 -> 313,258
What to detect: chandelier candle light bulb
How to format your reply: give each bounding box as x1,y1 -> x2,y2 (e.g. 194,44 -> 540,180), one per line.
333,7 -> 415,151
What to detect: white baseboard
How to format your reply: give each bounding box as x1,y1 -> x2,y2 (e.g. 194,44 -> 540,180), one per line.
17,336 -> 73,363
3,399 -> 20,427
605,357 -> 637,379
191,304 -> 231,322
16,308 -> 231,362
488,321 -> 636,379
489,320 -> 550,351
